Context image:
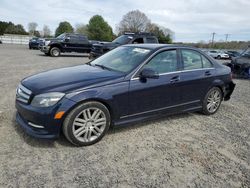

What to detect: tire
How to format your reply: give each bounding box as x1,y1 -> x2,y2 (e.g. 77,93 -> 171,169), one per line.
202,87 -> 222,115
63,101 -> 111,146
50,47 -> 61,57
217,55 -> 221,59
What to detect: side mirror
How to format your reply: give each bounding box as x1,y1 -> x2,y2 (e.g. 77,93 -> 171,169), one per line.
140,68 -> 159,79
64,37 -> 70,42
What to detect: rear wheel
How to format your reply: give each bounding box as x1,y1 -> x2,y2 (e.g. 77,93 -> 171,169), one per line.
50,47 -> 61,57
63,101 -> 110,146
217,55 -> 221,59
202,87 -> 222,115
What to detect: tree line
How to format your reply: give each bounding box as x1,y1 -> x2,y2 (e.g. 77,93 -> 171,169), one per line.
0,10 -> 174,43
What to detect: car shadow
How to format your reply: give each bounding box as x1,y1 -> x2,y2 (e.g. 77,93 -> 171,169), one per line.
12,112 -> 197,148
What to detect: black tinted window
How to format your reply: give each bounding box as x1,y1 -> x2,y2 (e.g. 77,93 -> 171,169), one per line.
146,37 -> 157,43
182,50 -> 202,70
144,50 -> 178,74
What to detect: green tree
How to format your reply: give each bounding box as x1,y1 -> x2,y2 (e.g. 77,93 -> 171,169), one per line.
0,21 -> 12,35
87,15 -> 113,41
5,23 -> 27,35
55,21 -> 73,37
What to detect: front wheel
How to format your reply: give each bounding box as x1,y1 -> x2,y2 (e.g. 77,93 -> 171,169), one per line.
63,101 -> 111,146
50,47 -> 61,57
202,87 -> 222,115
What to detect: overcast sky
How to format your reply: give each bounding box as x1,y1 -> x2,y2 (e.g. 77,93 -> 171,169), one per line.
0,0 -> 250,42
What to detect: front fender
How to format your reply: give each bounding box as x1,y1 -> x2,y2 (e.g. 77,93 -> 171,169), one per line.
65,82 -> 129,120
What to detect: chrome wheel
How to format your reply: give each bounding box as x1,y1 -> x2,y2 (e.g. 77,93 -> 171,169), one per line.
72,107 -> 107,143
207,89 -> 221,113
52,49 -> 59,56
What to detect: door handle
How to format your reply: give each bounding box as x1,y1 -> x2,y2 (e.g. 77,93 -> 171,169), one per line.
205,71 -> 212,76
170,75 -> 180,83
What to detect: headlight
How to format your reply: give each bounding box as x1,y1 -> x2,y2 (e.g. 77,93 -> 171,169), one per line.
45,40 -> 51,46
31,92 -> 65,107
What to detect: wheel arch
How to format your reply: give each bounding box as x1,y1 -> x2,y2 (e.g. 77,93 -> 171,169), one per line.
210,79 -> 225,97
49,44 -> 62,51
62,98 -> 114,125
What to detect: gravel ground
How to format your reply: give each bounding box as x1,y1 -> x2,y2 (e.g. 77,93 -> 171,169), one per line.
0,44 -> 249,188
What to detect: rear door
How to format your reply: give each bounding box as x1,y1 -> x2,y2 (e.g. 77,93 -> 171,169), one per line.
77,35 -> 91,53
179,49 -> 215,107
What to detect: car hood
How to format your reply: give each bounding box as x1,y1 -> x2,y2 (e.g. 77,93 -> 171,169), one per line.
234,56 -> 250,64
93,42 -> 120,48
22,64 -> 124,94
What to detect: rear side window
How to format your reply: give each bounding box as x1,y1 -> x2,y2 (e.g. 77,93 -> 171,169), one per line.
145,37 -> 157,43
202,56 -> 213,68
181,50 -> 213,70
132,38 -> 144,44
181,50 -> 202,70
143,50 -> 178,74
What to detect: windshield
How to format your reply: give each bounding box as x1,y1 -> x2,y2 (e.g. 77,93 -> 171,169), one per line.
112,35 -> 133,44
90,46 -> 151,73
56,33 -> 66,39
241,48 -> 250,57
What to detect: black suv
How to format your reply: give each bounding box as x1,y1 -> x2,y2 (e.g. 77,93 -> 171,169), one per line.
41,33 -> 96,57
90,32 -> 159,58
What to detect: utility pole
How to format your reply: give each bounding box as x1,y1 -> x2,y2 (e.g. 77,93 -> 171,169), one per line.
211,32 -> 216,47
225,34 -> 230,42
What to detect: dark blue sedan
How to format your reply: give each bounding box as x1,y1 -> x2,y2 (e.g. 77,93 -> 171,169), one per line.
16,44 -> 235,146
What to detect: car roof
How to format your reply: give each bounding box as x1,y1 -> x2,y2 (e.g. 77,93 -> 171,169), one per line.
123,44 -> 200,51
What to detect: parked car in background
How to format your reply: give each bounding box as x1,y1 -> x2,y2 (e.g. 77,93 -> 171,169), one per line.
16,44 -> 235,146
38,38 -> 45,49
224,46 -> 250,79
226,50 -> 241,59
40,33 -> 97,57
90,32 -> 159,58
29,37 -> 40,49
207,50 -> 230,59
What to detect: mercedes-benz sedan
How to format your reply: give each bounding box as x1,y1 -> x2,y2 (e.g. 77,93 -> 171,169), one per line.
16,44 -> 235,146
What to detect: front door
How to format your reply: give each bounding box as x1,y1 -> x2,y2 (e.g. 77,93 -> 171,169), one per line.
127,49 -> 182,117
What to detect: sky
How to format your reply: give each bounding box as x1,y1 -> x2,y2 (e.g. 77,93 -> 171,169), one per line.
0,0 -> 250,42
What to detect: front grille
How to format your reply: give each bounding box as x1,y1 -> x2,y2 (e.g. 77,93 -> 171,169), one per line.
16,84 -> 32,104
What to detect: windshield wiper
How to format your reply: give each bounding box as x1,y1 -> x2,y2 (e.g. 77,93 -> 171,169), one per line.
94,64 -> 113,71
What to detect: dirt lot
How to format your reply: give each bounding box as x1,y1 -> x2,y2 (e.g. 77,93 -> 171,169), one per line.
0,44 -> 249,188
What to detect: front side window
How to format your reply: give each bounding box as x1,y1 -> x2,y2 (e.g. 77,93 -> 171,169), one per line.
143,50 -> 178,74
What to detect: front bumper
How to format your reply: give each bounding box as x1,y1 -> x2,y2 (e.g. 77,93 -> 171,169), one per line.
89,51 -> 102,59
15,97 -> 76,139
224,81 -> 236,101
40,45 -> 50,53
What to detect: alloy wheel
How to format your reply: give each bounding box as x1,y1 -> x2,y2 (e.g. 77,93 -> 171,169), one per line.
206,89 -> 221,113
72,107 -> 107,143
